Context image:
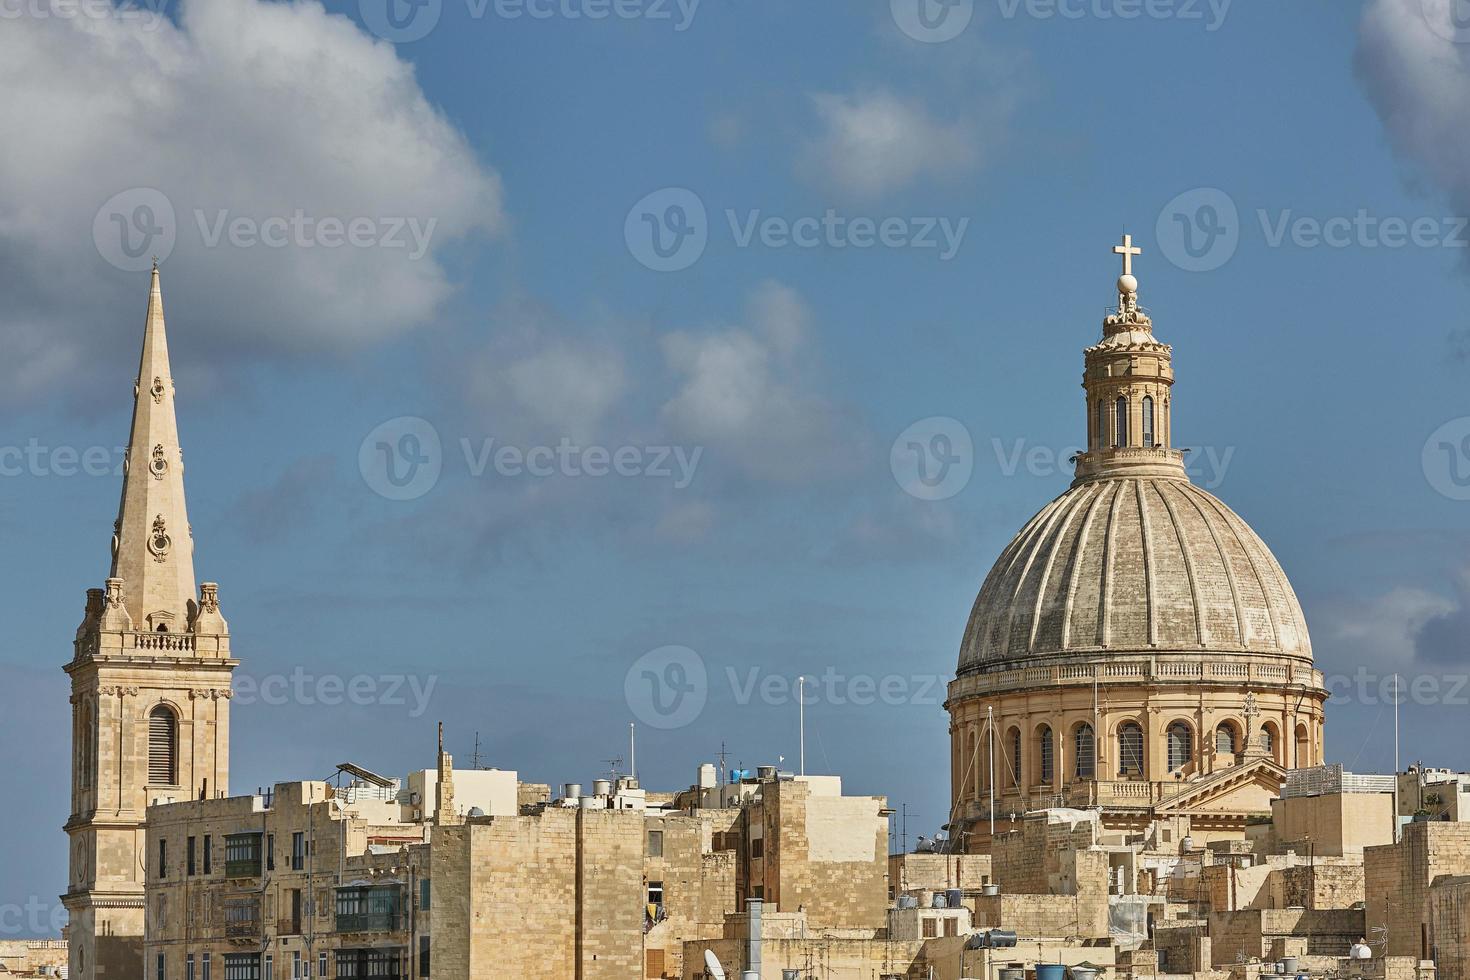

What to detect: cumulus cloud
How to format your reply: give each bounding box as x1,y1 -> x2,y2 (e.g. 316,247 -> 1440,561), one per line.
1357,0 -> 1470,256
458,298 -> 630,445
660,281 -> 862,483
799,90 -> 980,198
1413,567 -> 1470,666
1312,586 -> 1458,675
0,0 -> 503,397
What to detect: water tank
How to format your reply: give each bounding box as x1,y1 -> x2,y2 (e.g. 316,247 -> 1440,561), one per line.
932,892 -> 948,908
758,766 -> 778,781
946,888 -> 964,908
593,779 -> 612,797
562,783 -> 582,800
579,796 -> 600,809
998,967 -> 1026,980
1350,942 -> 1372,961
698,764 -> 718,789
897,895 -> 919,910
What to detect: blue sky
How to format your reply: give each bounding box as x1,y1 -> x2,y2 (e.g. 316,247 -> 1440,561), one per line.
3,0 -> 1470,932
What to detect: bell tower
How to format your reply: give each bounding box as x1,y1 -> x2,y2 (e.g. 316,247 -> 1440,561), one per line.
62,266 -> 238,980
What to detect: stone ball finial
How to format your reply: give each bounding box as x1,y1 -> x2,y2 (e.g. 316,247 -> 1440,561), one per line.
1118,274 -> 1138,295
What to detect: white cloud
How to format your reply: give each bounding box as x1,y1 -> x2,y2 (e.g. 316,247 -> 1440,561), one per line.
0,0 -> 503,394
799,90 -> 980,198
457,298 -> 630,445
660,281 -> 860,483
1312,586 -> 1457,675
1357,0 -> 1470,230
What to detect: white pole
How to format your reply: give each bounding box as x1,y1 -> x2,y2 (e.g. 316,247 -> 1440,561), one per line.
798,676 -> 806,777
1393,674 -> 1400,842
630,722 -> 636,782
988,704 -> 995,837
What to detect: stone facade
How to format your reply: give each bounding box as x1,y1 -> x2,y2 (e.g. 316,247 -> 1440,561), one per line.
946,244 -> 1327,852
65,267 -> 239,980
1366,823 -> 1470,961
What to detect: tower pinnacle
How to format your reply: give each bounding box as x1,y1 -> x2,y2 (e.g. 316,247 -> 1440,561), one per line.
109,266 -> 199,631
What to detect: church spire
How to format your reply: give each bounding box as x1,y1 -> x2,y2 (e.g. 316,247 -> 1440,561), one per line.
1072,234 -> 1188,485
109,265 -> 200,631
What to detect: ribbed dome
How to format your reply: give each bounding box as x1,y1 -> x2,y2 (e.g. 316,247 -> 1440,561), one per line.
957,476 -> 1312,673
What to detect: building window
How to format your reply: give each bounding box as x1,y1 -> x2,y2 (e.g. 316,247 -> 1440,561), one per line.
1260,725 -> 1277,758
290,888 -> 303,934
944,917 -> 959,937
319,952 -> 329,979
158,952 -> 166,980
1038,726 -> 1054,784
203,954 -> 211,980
292,952 -> 303,979
224,833 -> 263,877
188,954 -> 196,980
1007,728 -> 1022,788
1167,722 -> 1194,771
749,837 -> 763,859
291,831 -> 305,871
266,833 -> 274,871
1118,722 -> 1144,776
1142,395 -> 1155,447
1215,723 -> 1237,756
922,917 -> 938,939
336,948 -> 405,979
203,835 -> 211,875
158,838 -> 168,878
336,884 -> 403,933
1295,724 -> 1310,767
419,878 -> 430,911
148,705 -> 179,785
418,936 -> 429,978
1074,723 -> 1096,779
187,836 -> 196,876
264,955 -> 272,980
648,881 -> 664,908
647,830 -> 664,858
1114,396 -> 1129,448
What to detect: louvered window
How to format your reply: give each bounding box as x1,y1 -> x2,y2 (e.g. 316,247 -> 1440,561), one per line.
149,706 -> 178,785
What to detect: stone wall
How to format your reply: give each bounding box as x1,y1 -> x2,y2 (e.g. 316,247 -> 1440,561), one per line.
1430,875 -> 1470,980
1365,822 -> 1470,959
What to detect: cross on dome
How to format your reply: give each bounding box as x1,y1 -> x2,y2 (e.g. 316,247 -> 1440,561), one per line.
1113,233 -> 1141,278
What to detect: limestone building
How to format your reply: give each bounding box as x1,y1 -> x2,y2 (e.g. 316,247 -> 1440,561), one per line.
947,239 -> 1329,850
64,266 -> 239,980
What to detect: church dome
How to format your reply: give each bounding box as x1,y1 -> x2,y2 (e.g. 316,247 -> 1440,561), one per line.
958,475 -> 1313,675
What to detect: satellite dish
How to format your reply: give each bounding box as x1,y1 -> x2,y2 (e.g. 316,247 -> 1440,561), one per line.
704,949 -> 727,980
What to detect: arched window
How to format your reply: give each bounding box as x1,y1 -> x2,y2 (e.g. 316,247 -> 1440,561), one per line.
1038,726 -> 1054,785
1167,722 -> 1194,771
1118,722 -> 1144,777
1095,400 -> 1108,450
1074,723 -> 1096,779
1114,396 -> 1129,448
1007,728 -> 1022,788
148,706 -> 178,786
1294,724 -> 1310,768
1260,724 -> 1277,759
1142,396 -> 1155,448
1215,723 -> 1237,756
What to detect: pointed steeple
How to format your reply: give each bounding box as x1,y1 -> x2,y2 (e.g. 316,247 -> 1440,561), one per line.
109,265 -> 199,631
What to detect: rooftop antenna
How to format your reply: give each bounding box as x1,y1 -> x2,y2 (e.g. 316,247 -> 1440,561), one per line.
716,740 -> 730,785
603,756 -> 623,780
797,675 -> 806,777
1393,673 -> 1401,842
470,731 -> 484,770
629,722 -> 637,782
